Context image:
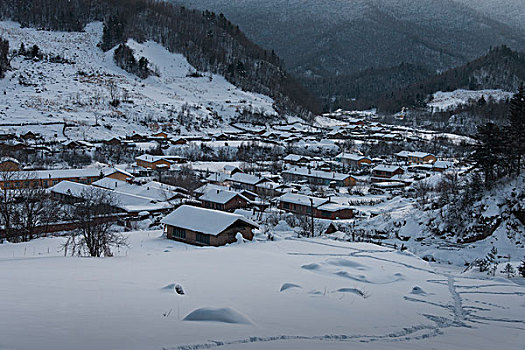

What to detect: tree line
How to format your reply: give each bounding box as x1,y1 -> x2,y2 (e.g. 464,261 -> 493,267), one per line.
472,85 -> 525,185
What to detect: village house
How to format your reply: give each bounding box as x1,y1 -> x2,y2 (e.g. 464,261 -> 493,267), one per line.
161,205 -> 259,246
171,137 -> 188,145
371,164 -> 405,182
199,189 -> 250,211
255,181 -> 291,198
335,153 -> 372,168
282,167 -> 356,187
49,181 -> 173,215
135,154 -> 186,170
395,151 -> 437,164
278,192 -> 354,220
93,178 -> 187,202
0,157 -> 21,171
223,165 -> 243,175
151,131 -> 168,138
224,172 -> 270,192
283,154 -> 310,166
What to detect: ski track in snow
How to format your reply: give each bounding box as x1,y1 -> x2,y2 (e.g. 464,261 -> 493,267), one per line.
171,239 -> 525,350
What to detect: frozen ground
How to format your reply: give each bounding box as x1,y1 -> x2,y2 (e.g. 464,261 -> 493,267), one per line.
0,230 -> 523,350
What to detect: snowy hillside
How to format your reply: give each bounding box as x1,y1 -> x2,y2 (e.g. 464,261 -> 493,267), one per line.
428,89 -> 514,112
0,231 -> 523,350
0,21 -> 278,140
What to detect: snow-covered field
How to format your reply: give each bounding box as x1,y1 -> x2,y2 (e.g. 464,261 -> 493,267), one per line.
0,231 -> 523,350
0,21 -> 277,140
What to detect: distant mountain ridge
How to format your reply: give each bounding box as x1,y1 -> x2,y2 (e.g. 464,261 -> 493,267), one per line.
370,46 -> 525,113
174,0 -> 525,111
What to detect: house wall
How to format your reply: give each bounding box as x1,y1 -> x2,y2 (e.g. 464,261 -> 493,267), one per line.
279,201 -> 353,219
166,223 -> 255,247
136,159 -> 171,170
0,161 -> 20,171
315,208 -> 354,220
279,201 -> 312,216
201,195 -> 248,211
0,175 -> 100,189
106,172 -> 129,181
372,168 -> 404,178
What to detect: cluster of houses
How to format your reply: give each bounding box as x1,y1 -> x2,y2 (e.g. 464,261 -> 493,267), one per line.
0,112 -> 457,247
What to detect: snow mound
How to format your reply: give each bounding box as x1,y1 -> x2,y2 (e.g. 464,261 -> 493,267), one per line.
183,307 -> 251,324
327,258 -> 368,270
280,283 -> 302,292
410,286 -> 427,295
301,263 -> 321,270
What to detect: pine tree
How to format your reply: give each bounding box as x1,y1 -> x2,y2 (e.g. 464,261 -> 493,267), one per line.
501,263 -> 515,278
472,123 -> 504,185
507,84 -> 525,175
0,37 -> 8,78
485,247 -> 498,276
518,258 -> 525,278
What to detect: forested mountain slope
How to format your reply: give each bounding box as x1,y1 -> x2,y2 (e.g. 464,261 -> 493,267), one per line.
0,0 -> 319,115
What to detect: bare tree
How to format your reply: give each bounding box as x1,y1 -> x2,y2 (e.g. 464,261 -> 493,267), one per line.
0,171 -> 55,242
64,187 -> 126,257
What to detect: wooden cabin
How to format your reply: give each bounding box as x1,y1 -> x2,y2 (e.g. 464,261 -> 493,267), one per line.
161,205 -> 259,246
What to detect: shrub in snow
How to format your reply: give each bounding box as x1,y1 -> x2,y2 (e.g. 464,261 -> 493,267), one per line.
518,259 -> 525,278
501,263 -> 515,279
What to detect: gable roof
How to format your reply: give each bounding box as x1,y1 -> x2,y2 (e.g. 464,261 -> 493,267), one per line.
199,189 -> 249,204
336,153 -> 369,162
395,151 -> 434,159
160,205 -> 258,235
49,181 -> 172,213
282,167 -> 352,182
372,164 -> 403,173
278,192 -> 328,208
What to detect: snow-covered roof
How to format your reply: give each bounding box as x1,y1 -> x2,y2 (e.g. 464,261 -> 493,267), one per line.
160,205 -> 258,235
433,160 -> 454,169
283,167 -> 352,182
50,181 -> 172,213
199,189 -> 249,204
15,167 -> 115,180
135,154 -> 185,163
229,172 -> 268,185
396,151 -> 434,158
372,165 -> 403,173
93,179 -> 186,201
336,153 -> 369,161
317,202 -> 354,212
0,157 -> 20,164
278,192 -> 328,208
206,173 -> 231,183
195,183 -> 230,194
92,177 -> 134,190
283,154 -> 308,162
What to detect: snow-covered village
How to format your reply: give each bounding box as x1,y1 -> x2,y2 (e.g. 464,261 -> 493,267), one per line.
0,1 -> 524,350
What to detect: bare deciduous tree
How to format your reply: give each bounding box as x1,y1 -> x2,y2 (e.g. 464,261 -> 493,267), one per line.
0,170 -> 55,242
64,187 -> 126,257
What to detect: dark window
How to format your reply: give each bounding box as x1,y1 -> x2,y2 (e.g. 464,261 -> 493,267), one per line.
195,233 -> 210,245
173,227 -> 186,239
283,202 -> 289,209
